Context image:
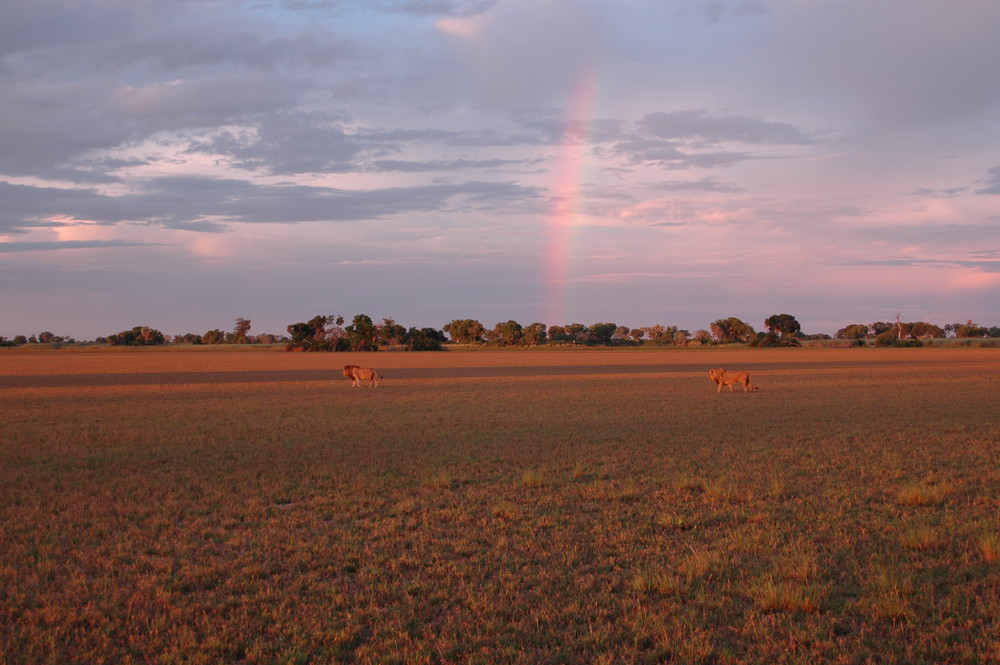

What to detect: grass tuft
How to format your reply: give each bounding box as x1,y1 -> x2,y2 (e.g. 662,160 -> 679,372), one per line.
521,469 -> 546,488
656,512 -> 697,531
976,532 -> 999,563
895,481 -> 951,507
629,569 -> 682,596
754,578 -> 823,613
899,526 -> 946,551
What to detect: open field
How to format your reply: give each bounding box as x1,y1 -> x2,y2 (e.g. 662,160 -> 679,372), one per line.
2,348 -> 999,664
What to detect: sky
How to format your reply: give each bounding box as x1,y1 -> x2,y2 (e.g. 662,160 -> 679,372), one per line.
2,0 -> 999,340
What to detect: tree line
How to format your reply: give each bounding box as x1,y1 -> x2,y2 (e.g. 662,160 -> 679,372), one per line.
3,313 -> 999,350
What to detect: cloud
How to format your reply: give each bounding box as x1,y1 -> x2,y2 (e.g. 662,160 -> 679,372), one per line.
103,30 -> 363,74
2,177 -> 543,234
637,110 -> 816,146
2,0 -> 1000,338
975,165 -> 1000,195
645,178 -> 745,193
0,239 -> 159,253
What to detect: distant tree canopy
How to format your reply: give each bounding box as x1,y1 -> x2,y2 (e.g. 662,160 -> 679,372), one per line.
286,315 -> 347,352
107,326 -> 165,346
836,319 -> 952,344
711,317 -> 755,344
9,311 -> 999,349
284,315 -> 447,351
753,313 -> 803,347
345,314 -> 378,352
444,319 -> 486,344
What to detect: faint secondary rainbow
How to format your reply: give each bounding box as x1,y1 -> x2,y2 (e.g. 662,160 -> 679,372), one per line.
544,64 -> 602,327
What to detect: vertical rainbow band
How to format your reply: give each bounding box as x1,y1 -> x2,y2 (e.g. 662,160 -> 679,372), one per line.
544,65 -> 601,327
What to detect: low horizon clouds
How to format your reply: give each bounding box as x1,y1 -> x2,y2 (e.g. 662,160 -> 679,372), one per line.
2,0 -> 999,338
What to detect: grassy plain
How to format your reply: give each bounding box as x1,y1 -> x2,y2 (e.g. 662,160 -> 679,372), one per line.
1,347 -> 998,664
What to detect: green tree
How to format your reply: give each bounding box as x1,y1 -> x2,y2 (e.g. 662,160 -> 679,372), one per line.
404,327 -> 445,351
954,320 -> 988,338
231,318 -> 251,344
107,326 -> 165,346
202,329 -> 226,345
908,321 -> 944,339
565,323 -> 588,344
711,317 -> 755,343
547,325 -> 571,343
836,324 -> 869,340
587,322 -> 617,346
443,319 -> 485,344
345,314 -> 378,351
377,318 -> 407,347
764,313 -> 802,339
522,322 -> 548,346
286,315 -> 345,351
870,321 -> 894,337
493,320 -> 524,346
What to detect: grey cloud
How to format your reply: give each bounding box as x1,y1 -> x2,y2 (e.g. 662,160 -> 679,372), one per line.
188,112 -> 364,175
103,30 -> 363,74
372,158 -> 524,172
0,2 -> 130,59
754,1 -> 1000,134
281,0 -> 495,16
975,166 -> 1000,195
0,182 -> 128,234
0,73 -> 311,180
911,186 -> 969,199
646,178 -> 745,193
0,240 -> 159,254
380,0 -> 497,16
638,110 -> 815,146
840,257 -> 1000,274
698,1 -> 768,22
608,139 -> 755,170
2,176 -> 542,233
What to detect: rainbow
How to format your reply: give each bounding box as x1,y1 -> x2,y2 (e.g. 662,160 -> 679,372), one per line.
544,64 -> 601,327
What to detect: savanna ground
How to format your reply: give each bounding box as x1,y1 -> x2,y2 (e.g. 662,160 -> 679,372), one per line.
1,347 -> 998,665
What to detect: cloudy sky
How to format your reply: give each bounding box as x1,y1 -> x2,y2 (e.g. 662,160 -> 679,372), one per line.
2,0 -> 999,340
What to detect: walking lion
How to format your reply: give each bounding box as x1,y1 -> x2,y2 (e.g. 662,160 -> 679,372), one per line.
708,367 -> 755,393
343,365 -> 380,388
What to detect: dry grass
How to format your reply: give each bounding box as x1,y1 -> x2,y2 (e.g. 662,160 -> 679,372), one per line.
1,347 -> 999,664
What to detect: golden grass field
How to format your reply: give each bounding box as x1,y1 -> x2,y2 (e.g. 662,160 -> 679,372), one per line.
1,347 -> 999,664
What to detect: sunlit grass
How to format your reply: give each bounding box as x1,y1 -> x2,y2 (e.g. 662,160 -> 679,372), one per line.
1,347 -> 999,663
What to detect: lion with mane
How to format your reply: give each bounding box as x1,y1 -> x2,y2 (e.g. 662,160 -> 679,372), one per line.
708,367 -> 756,393
343,365 -> 380,388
